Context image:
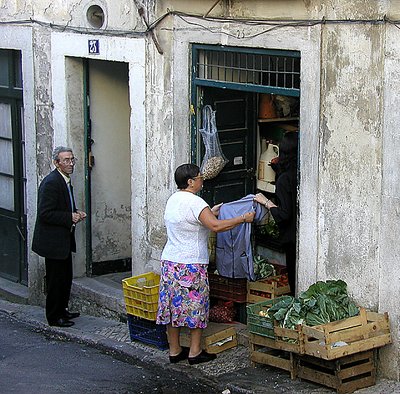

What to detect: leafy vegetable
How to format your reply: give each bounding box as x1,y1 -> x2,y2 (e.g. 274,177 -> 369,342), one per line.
266,280 -> 359,329
253,255 -> 276,280
256,219 -> 279,238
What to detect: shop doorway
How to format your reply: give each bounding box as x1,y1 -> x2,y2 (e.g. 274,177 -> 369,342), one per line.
0,49 -> 27,284
192,44 -> 300,276
84,59 -> 132,276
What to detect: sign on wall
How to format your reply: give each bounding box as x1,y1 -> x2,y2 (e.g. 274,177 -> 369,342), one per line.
88,40 -> 100,55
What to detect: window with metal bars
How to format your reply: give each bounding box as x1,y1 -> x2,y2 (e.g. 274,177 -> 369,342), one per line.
194,45 -> 300,95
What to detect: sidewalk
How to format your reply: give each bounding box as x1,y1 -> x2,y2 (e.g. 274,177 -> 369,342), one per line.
1,298 -> 399,394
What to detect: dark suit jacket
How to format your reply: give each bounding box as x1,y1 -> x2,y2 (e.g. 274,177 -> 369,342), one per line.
32,169 -> 76,259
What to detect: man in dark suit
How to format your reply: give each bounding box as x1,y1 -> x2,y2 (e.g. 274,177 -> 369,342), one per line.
32,146 -> 86,327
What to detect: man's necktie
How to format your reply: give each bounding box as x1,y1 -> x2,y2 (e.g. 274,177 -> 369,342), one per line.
67,182 -> 76,212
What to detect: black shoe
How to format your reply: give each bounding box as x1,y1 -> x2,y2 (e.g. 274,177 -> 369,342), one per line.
49,318 -> 75,328
169,347 -> 190,363
188,350 -> 217,365
63,310 -> 80,319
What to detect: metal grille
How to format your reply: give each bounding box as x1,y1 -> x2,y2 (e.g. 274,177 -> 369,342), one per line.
196,48 -> 300,91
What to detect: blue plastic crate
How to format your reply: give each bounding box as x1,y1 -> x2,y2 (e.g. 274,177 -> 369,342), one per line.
127,314 -> 168,350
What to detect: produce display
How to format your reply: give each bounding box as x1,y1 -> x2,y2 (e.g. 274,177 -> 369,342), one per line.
248,274 -> 290,300
264,280 -> 359,330
209,301 -> 235,323
253,254 -> 276,280
255,218 -> 279,239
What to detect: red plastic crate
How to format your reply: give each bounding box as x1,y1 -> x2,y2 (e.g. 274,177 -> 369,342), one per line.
209,273 -> 247,303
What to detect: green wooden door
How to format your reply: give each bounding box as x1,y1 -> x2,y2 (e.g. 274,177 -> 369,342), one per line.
0,50 -> 27,284
200,87 -> 257,205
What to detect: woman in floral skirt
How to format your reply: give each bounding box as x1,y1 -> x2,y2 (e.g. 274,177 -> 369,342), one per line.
157,163 -> 255,365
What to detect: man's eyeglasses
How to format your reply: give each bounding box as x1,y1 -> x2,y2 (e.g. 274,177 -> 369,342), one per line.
59,158 -> 77,165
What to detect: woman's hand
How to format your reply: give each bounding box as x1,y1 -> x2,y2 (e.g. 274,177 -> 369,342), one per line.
242,211 -> 255,223
254,193 -> 268,206
254,193 -> 276,210
211,203 -> 223,217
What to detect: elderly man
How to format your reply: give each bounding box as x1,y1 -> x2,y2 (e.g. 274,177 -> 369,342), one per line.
32,146 -> 86,327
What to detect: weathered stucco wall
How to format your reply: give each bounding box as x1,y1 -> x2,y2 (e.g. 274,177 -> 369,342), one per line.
319,24 -> 384,307
379,22 -> 400,380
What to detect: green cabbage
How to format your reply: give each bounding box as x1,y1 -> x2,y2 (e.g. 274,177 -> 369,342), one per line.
266,280 -> 359,329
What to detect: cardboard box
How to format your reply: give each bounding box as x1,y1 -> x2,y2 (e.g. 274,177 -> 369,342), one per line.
179,322 -> 237,354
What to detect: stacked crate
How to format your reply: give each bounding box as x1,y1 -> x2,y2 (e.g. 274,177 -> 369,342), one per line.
247,273 -> 291,303
209,266 -> 291,323
208,272 -> 248,323
122,272 -> 168,350
247,300 -> 392,393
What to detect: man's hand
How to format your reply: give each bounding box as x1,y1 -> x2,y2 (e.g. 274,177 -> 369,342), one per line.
72,210 -> 87,224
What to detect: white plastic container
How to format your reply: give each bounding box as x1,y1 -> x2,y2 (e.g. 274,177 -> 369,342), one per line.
257,140 -> 279,193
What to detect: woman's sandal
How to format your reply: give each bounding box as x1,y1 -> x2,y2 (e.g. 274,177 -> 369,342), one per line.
188,350 -> 217,365
169,346 -> 190,363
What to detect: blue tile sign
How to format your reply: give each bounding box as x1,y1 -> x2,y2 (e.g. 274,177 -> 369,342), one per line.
88,39 -> 100,55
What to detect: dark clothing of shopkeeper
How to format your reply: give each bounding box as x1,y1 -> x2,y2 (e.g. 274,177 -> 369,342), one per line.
254,131 -> 298,295
32,146 -> 86,327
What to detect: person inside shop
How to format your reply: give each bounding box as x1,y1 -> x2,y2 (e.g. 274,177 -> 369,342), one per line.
254,131 -> 299,296
156,163 -> 255,365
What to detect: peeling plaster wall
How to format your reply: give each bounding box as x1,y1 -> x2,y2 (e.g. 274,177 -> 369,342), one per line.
379,23 -> 400,381
144,12 -> 175,271
318,25 -> 384,306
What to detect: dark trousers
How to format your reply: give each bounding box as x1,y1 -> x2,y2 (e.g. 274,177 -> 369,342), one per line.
283,242 -> 297,296
45,254 -> 73,324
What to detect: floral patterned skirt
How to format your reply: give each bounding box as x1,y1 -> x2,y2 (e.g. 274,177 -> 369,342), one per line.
156,260 -> 209,329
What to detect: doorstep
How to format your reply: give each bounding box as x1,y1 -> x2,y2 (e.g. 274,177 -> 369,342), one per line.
70,272 -> 130,321
0,276 -> 29,305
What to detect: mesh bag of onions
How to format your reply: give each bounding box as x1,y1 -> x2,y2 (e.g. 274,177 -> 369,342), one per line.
199,105 -> 228,180
209,301 -> 235,323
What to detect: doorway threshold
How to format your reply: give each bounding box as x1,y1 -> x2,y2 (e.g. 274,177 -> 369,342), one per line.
0,276 -> 29,305
71,271 -> 131,322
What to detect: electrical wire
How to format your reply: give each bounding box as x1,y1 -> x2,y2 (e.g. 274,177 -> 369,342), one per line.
0,18 -> 147,37
1,10 -> 400,40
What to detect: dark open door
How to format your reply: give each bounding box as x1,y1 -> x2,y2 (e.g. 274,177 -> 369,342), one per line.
200,87 -> 257,205
0,49 -> 27,284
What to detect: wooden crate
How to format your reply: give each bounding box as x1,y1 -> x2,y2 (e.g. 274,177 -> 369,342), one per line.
249,332 -> 297,379
179,322 -> 237,354
249,329 -> 303,357
296,350 -> 377,394
302,308 -> 392,360
246,296 -> 300,344
247,275 -> 291,304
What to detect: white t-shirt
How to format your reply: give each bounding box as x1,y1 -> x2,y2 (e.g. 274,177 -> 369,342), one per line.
161,191 -> 210,264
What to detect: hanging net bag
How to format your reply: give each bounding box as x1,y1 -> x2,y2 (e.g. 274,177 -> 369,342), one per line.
199,105 -> 228,180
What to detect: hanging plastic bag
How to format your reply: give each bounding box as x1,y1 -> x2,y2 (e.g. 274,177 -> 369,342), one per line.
199,105 -> 228,180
